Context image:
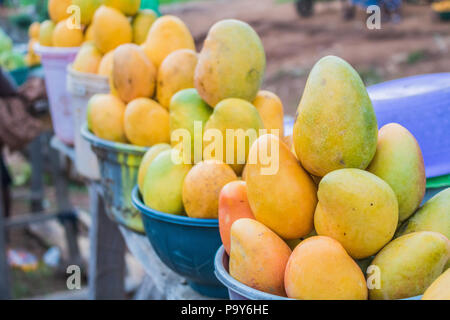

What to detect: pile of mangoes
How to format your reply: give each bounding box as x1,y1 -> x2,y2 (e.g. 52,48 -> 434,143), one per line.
219,56 -> 450,300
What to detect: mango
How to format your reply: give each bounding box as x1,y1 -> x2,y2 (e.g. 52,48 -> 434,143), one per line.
142,15 -> 195,68
112,44 -> 156,103
28,22 -> 40,39
367,123 -> 425,222
368,231 -> 450,300
48,0 -> 71,23
97,50 -> 114,77
182,160 -> 237,219
92,6 -> 132,54
315,169 -> 398,259
38,20 -> 55,46
143,149 -> 192,214
157,49 -> 198,109
397,188 -> 450,240
86,93 -> 127,142
103,0 -> 141,16
229,218 -> 291,297
246,134 -> 317,239
169,88 -> 212,163
293,55 -> 378,177
252,90 -> 284,138
52,19 -> 84,47
84,24 -> 94,41
137,143 -> 171,193
285,236 -> 368,300
203,98 -> 264,175
72,0 -> 102,25
218,181 -> 255,254
422,268 -> 450,300
72,42 -> 102,74
195,19 -> 265,107
132,9 -> 158,45
124,98 -> 170,147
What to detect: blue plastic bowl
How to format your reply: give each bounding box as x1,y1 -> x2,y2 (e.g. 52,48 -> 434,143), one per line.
81,125 -> 147,233
131,186 -> 228,298
215,246 -> 423,300
9,67 -> 29,86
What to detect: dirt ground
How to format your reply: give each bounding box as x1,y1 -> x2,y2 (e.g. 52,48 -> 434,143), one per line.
164,0 -> 450,115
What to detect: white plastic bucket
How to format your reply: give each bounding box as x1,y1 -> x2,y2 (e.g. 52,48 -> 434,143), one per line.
67,66 -> 110,180
34,44 -> 80,145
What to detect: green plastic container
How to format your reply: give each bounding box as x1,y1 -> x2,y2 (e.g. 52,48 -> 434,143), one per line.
141,0 -> 161,16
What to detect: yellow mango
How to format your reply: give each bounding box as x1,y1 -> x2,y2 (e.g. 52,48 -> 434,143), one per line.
48,0 -> 71,23
72,42 -> 102,74
285,236 -> 368,300
143,149 -> 192,214
103,0 -> 141,16
203,98 -> 264,176
142,15 -> 195,68
157,49 -> 198,109
195,19 -> 265,107
38,20 -> 55,46
86,93 -> 127,142
182,160 -> 237,219
132,9 -> 158,45
72,0 -> 102,25
367,123 -> 426,222
229,218 -> 292,297
137,143 -> 171,193
97,50 -> 114,77
246,134 -> 317,239
422,269 -> 450,300
52,19 -> 84,47
315,168 -> 398,259
92,6 -> 132,54
368,231 -> 450,300
124,98 -> 170,147
28,22 -> 40,39
252,90 -> 284,138
293,56 -> 378,177
112,43 -> 156,103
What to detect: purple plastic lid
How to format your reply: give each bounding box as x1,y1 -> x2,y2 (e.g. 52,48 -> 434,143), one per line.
368,73 -> 450,178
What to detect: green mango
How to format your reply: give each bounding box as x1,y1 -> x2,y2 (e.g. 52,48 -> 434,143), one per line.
368,231 -> 450,300
293,55 -> 378,177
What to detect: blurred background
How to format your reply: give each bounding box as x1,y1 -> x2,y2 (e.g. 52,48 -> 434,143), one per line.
0,0 -> 448,299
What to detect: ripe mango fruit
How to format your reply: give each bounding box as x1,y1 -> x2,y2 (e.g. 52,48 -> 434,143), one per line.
38,20 -> 55,46
252,90 -> 284,138
72,0 -> 102,25
132,9 -> 158,45
137,143 -> 171,193
218,181 -> 255,254
157,49 -> 198,109
112,44 -> 156,103
86,93 -> 127,142
48,0 -> 71,23
293,56 -> 378,177
97,50 -> 114,77
397,188 -> 450,241
52,19 -> 84,47
92,6 -> 132,54
28,22 -> 40,40
182,160 -> 237,219
246,134 -> 317,239
142,15 -> 195,68
72,42 -> 102,74
367,123 -> 426,222
103,0 -> 141,16
143,149 -> 192,214
315,169 -> 398,259
422,268 -> 450,300
169,88 -> 212,163
229,218 -> 291,297
285,236 -> 368,300
203,98 -> 264,175
195,19 -> 265,107
368,231 -> 450,300
124,98 -> 170,147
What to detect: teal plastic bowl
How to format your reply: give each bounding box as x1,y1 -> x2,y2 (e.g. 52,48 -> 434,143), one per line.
131,186 -> 228,298
9,67 -> 29,86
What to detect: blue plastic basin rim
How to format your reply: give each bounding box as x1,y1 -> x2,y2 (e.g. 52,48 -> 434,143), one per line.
81,124 -> 148,155
131,186 -> 219,227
